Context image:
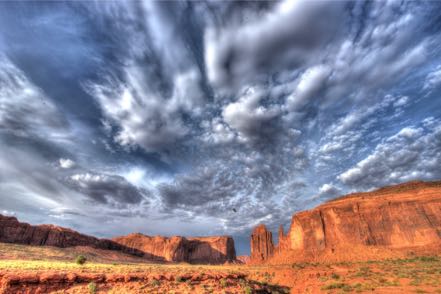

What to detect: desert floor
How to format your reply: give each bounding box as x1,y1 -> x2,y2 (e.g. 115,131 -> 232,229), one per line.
1,243 -> 441,293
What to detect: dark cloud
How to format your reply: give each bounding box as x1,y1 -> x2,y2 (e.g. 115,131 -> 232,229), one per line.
205,0 -> 345,90
66,172 -> 147,205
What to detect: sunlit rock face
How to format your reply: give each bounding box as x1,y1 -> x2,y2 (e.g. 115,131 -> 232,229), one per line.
250,224 -> 274,262
112,233 -> 236,264
252,180 -> 441,263
0,215 -> 236,264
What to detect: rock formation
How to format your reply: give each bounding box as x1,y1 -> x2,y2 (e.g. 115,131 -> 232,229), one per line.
112,233 -> 236,264
277,225 -> 290,253
0,215 -> 236,264
236,255 -> 250,264
0,215 -> 130,252
252,180 -> 441,263
250,224 -> 274,262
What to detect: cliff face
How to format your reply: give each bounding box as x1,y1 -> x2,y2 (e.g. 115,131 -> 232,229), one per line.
0,215 -> 236,264
0,215 -> 134,253
250,224 -> 274,262
252,180 -> 441,263
112,233 -> 236,264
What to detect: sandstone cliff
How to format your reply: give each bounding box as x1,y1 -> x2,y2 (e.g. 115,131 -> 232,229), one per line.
0,215 -> 138,254
251,180 -> 441,263
250,224 -> 274,262
112,233 -> 236,264
0,215 -> 236,264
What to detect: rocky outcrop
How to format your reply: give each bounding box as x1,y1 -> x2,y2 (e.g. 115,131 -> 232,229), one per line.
253,180 -> 441,263
0,215 -> 141,255
236,255 -> 250,264
277,225 -> 290,253
112,233 -> 236,264
250,224 -> 274,262
0,215 -> 236,263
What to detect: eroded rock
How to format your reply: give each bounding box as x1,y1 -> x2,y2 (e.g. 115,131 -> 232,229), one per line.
112,233 -> 236,264
253,180 -> 441,262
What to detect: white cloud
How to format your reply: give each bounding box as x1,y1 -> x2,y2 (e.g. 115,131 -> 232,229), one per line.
286,65 -> 331,111
59,158 -> 75,169
424,66 -> 441,91
201,118 -> 235,145
0,54 -> 67,139
338,122 -> 441,189
222,87 -> 280,143
1,210 -> 16,216
86,66 -> 192,153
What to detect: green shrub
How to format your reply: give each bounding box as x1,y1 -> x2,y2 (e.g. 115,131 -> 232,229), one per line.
321,282 -> 347,290
331,272 -> 340,280
88,282 -> 97,294
75,255 -> 87,265
151,279 -> 160,287
419,256 -> 438,262
244,286 -> 252,294
220,278 -> 227,288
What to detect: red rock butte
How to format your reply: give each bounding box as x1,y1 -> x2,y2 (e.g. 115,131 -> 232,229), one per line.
250,180 -> 441,263
112,233 -> 236,264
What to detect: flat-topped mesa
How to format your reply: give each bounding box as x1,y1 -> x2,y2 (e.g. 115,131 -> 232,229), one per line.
112,233 -> 236,264
0,215 -> 236,264
250,224 -> 274,262
251,180 -> 441,263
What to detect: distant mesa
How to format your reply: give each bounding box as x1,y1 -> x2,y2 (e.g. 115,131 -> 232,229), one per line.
3,179 -> 440,265
250,180 -> 441,263
112,233 -> 236,264
0,215 -> 235,265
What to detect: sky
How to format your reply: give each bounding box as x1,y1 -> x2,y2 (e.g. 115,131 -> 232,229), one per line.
0,0 -> 440,256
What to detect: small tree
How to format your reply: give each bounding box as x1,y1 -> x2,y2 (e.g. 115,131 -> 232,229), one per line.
76,255 -> 87,265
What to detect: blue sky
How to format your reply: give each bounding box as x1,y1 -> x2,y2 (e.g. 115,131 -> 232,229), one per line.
0,1 -> 441,255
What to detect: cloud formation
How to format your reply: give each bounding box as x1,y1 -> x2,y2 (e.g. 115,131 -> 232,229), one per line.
67,172 -> 147,205
338,120 -> 441,190
1,0 -> 441,254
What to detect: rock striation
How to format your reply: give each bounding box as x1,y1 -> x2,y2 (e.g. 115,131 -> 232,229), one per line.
112,233 -> 236,264
251,180 -> 441,263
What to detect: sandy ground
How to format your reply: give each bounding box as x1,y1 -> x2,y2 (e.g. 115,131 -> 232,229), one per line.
1,243 -> 441,293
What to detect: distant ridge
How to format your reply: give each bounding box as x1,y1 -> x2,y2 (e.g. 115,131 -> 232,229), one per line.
0,215 -> 236,264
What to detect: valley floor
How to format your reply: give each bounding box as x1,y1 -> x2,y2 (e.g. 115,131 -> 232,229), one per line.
1,243 -> 441,293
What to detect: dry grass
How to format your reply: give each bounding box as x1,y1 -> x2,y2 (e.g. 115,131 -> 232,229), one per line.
2,243 -> 441,293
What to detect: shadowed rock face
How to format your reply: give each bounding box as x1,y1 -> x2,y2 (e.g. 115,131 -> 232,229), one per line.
112,233 -> 236,264
252,180 -> 441,263
0,215 -> 135,254
250,224 -> 274,262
